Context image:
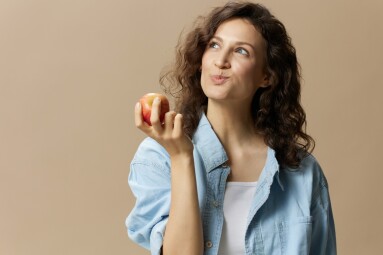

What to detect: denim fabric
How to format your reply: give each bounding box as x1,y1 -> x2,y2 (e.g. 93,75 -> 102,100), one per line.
126,113 -> 336,255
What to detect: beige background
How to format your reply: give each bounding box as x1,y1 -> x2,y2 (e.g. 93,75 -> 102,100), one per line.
1,0 -> 382,254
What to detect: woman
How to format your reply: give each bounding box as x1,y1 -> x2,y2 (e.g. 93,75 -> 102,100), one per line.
126,2 -> 336,255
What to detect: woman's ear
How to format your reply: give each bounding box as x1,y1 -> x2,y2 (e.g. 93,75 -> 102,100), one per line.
260,73 -> 272,88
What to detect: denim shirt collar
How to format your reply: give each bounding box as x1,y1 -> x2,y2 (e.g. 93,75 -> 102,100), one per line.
192,113 -> 284,190
192,113 -> 228,172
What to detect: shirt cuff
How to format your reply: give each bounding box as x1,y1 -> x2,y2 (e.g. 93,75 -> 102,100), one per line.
150,218 -> 168,255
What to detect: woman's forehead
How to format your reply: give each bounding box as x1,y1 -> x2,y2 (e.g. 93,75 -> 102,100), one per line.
213,18 -> 266,50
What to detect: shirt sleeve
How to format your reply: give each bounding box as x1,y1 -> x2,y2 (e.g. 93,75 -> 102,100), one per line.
125,139 -> 171,255
309,171 -> 337,255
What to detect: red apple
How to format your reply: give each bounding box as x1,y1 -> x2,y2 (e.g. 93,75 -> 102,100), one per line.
139,93 -> 170,125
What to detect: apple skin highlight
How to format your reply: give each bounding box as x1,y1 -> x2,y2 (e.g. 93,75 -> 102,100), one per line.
139,93 -> 170,125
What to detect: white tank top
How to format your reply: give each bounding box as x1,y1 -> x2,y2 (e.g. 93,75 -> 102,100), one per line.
218,182 -> 257,255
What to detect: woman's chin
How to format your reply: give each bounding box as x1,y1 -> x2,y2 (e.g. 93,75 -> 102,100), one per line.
203,88 -> 231,101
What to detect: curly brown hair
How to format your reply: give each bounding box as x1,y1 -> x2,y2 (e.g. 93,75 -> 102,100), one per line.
160,1 -> 314,168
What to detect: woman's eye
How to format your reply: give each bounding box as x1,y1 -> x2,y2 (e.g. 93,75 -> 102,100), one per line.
236,48 -> 249,56
209,42 -> 219,49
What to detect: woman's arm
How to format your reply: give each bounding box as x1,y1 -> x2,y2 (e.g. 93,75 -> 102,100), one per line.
135,97 -> 203,255
309,170 -> 337,255
163,154 -> 203,255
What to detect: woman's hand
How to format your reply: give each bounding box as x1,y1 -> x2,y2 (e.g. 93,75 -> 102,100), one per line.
135,96 -> 203,255
135,97 -> 194,157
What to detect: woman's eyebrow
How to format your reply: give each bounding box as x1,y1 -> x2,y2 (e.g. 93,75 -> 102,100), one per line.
211,36 -> 256,51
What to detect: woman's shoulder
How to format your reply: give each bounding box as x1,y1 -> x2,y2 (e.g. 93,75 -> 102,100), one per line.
283,153 -> 329,193
299,153 -> 322,172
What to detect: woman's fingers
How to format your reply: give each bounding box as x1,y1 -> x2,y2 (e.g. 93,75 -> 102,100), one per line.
134,102 -> 192,155
173,114 -> 184,139
135,98 -> 165,136
134,99 -> 189,151
150,97 -> 163,132
134,102 -> 147,130
164,111 -> 177,130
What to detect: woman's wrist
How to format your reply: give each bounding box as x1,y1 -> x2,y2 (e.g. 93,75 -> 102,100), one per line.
170,152 -> 194,165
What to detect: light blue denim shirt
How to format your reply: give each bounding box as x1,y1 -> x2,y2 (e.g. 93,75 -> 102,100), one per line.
126,113 -> 336,255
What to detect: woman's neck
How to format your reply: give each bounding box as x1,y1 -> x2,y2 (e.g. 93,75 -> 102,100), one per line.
206,100 -> 264,149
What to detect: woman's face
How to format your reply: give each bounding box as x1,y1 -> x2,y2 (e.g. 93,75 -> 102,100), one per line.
201,18 -> 269,103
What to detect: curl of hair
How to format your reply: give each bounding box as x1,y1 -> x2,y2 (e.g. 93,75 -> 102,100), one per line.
160,1 -> 315,168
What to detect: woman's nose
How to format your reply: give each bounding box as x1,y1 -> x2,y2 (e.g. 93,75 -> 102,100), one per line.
214,51 -> 231,69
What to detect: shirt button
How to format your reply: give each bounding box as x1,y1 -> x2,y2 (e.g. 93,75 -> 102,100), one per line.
205,241 -> 213,248
221,162 -> 229,168
212,200 -> 219,207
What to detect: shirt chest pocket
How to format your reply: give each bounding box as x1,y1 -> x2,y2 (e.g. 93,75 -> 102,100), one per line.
277,216 -> 313,255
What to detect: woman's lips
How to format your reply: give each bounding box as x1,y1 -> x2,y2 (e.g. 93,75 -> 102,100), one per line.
210,75 -> 229,85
